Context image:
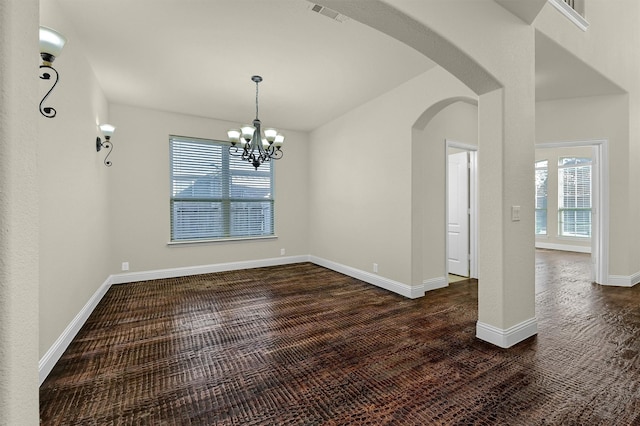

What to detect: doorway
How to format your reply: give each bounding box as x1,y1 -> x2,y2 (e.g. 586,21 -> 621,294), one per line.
446,140 -> 478,281
535,140 -> 609,284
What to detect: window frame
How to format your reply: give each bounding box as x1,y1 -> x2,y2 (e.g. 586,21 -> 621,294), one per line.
535,160 -> 549,236
168,135 -> 276,244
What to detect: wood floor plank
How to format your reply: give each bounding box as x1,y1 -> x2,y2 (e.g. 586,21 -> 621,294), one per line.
40,251 -> 640,424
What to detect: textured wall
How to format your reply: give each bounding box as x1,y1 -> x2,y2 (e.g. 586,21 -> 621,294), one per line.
0,0 -> 40,423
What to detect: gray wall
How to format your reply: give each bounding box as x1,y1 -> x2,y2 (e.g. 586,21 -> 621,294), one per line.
107,104 -> 310,274
39,0 -> 112,361
309,68 -> 477,288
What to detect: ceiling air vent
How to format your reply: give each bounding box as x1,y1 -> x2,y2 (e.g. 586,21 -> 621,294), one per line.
309,4 -> 348,23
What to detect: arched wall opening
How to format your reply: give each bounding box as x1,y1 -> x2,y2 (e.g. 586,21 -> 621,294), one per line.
411,98 -> 478,293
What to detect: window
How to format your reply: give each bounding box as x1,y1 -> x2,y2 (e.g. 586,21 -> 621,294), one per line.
558,157 -> 591,238
170,136 -> 274,242
562,0 -> 585,16
548,0 -> 588,32
535,160 -> 548,235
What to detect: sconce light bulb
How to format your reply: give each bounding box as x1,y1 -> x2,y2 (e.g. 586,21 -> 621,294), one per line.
99,123 -> 116,139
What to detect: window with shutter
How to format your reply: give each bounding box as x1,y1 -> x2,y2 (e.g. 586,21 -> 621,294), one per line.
170,136 -> 274,242
558,157 -> 591,238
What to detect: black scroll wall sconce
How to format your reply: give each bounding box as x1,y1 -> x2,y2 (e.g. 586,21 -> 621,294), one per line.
96,124 -> 116,167
39,26 -> 67,118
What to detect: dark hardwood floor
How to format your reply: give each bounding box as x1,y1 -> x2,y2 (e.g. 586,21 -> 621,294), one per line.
40,250 -> 640,425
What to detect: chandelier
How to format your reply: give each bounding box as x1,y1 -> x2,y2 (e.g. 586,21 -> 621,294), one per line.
227,76 -> 284,170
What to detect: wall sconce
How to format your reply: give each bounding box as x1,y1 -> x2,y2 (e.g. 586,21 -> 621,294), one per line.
39,26 -> 67,118
96,124 -> 116,167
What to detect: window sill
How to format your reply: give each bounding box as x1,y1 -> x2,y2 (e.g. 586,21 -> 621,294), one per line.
168,235 -> 278,246
548,0 -> 589,31
557,235 -> 591,242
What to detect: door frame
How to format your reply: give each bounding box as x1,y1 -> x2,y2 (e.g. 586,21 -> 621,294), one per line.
535,139 -> 609,284
445,139 -> 478,279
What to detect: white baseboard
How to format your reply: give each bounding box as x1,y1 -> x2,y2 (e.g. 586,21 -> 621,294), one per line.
535,241 -> 591,254
606,272 -> 640,287
40,254 -> 418,384
39,276 -> 113,386
476,317 -> 538,348
423,276 -> 448,292
110,255 -> 310,284
38,256 -> 466,384
39,255 -> 309,385
309,256 -> 422,299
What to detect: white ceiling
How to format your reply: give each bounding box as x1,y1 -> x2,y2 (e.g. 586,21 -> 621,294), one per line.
54,0 -> 626,132
55,0 -> 436,132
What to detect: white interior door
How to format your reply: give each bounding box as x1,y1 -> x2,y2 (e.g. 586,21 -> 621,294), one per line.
448,151 -> 470,277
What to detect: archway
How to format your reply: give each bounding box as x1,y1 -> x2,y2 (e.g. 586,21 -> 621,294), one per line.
411,97 -> 478,292
536,139 -> 609,285
318,0 -> 538,348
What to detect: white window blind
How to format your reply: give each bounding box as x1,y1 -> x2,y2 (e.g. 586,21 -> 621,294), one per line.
170,136 -> 274,241
558,157 -> 591,238
535,160 -> 548,235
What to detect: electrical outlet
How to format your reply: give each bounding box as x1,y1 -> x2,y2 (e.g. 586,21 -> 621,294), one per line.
122,262 -> 129,271
373,263 -> 378,273
280,248 -> 286,256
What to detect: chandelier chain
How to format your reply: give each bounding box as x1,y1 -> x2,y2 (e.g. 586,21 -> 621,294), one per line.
255,80 -> 259,120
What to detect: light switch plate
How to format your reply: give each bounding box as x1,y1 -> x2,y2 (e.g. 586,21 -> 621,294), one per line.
511,205 -> 521,221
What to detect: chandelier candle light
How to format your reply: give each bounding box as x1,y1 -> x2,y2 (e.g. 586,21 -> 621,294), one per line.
227,75 -> 284,170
